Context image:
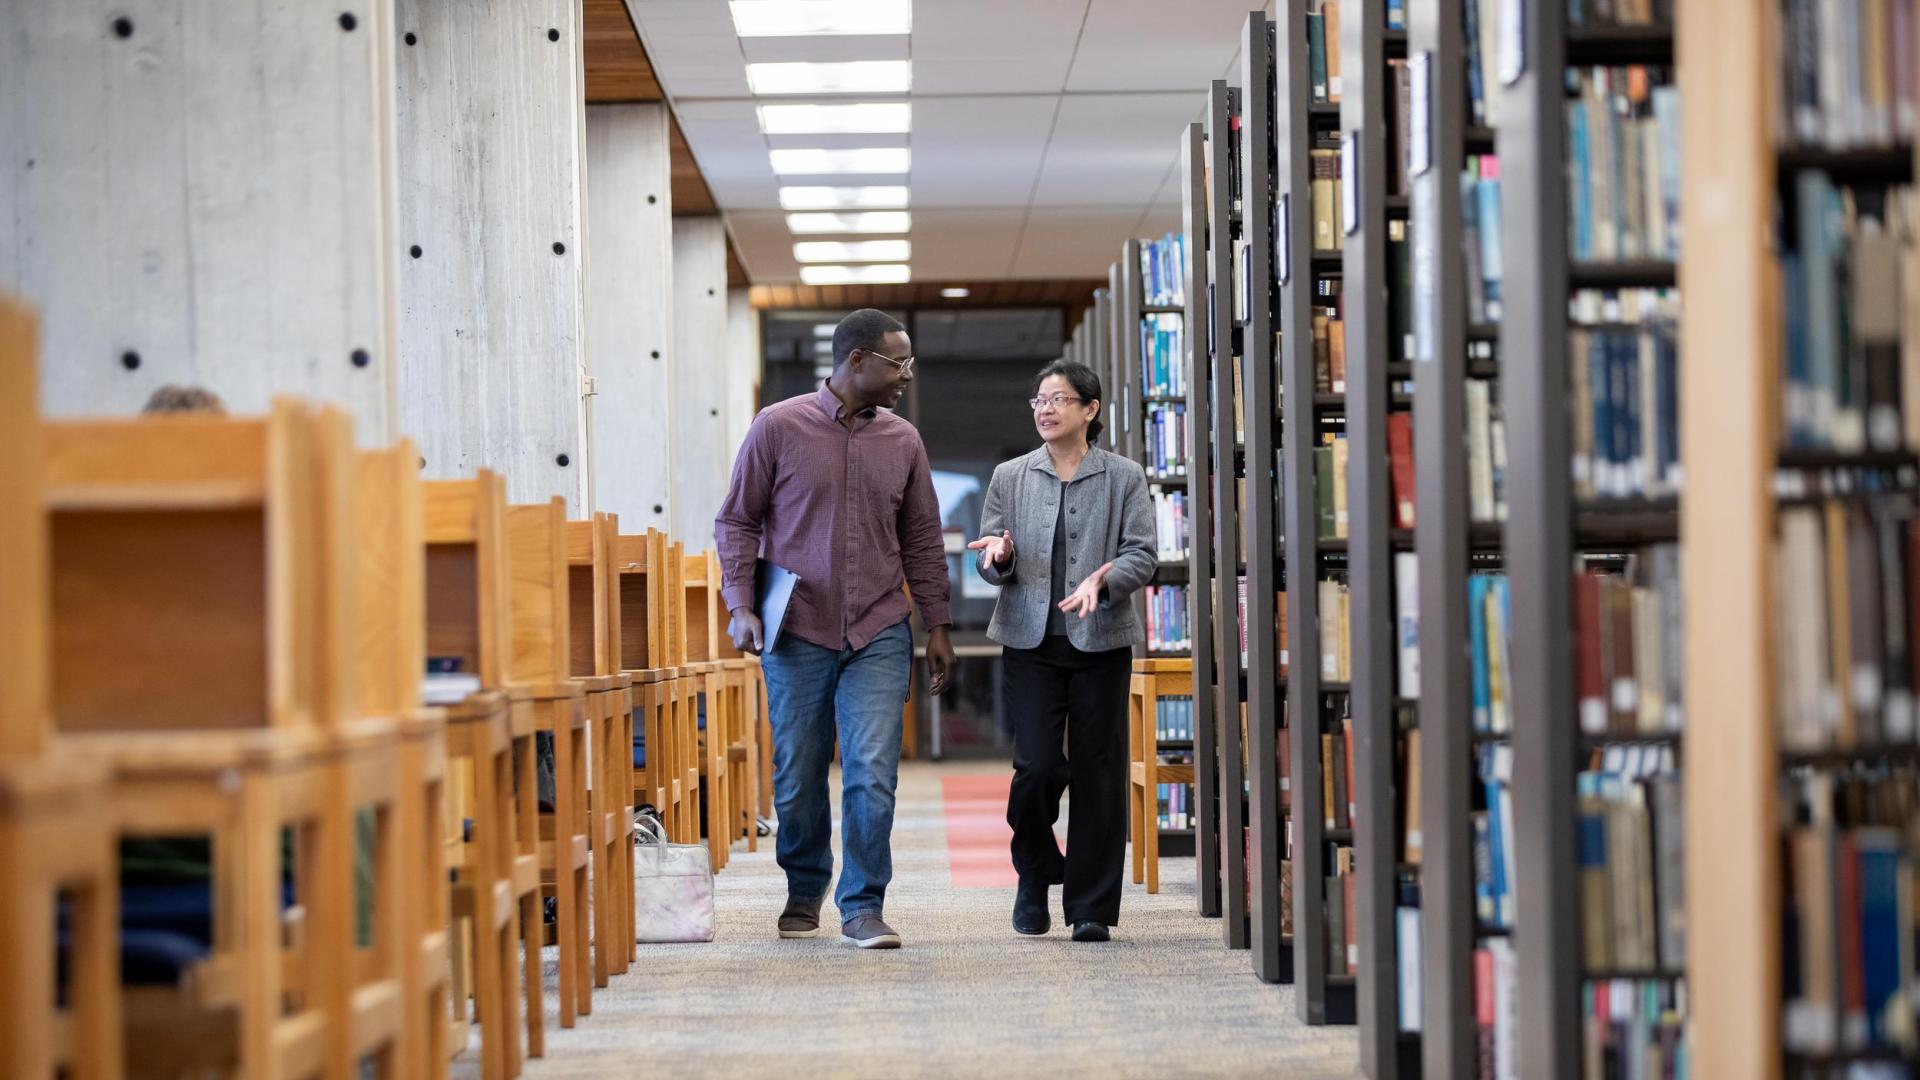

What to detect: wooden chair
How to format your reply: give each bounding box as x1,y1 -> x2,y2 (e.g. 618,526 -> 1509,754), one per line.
424,473 -> 538,1078
504,498 -> 591,1028
46,398 -> 343,1080
354,439 -> 453,1079
565,512 -> 634,982
615,530 -> 692,843
680,549 -> 731,870
0,297 -> 122,1080
1128,658 -> 1195,895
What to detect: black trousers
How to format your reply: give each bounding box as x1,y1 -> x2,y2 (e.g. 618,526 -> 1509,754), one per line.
1002,634 -> 1132,925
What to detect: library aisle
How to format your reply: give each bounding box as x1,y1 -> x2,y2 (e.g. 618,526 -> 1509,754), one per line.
452,762 -> 1360,1079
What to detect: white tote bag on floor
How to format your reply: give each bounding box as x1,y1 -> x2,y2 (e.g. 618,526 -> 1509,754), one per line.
633,815 -> 716,943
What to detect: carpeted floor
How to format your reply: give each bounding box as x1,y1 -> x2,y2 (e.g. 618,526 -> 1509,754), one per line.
450,760 -> 1359,1079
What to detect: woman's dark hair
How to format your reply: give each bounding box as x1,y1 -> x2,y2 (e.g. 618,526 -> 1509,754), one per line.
1032,359 -> 1103,445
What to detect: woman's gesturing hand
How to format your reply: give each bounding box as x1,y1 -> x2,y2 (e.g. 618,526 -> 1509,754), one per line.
1057,561 -> 1115,619
967,529 -> 1015,568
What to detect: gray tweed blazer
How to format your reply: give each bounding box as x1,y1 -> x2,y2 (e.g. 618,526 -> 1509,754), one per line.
975,445 -> 1158,652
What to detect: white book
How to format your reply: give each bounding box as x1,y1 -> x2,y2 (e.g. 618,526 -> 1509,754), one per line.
1467,380 -> 1494,522
1396,906 -> 1423,1032
1490,936 -> 1518,1080
1395,551 -> 1420,698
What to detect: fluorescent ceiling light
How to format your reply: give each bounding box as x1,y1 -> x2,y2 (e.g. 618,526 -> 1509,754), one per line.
794,240 -> 911,263
787,211 -> 912,234
813,324 -> 838,337
779,186 -> 909,210
814,341 -> 835,354
748,61 -> 911,96
769,147 -> 911,175
758,103 -> 911,135
800,264 -> 912,285
730,0 -> 913,37
941,287 -> 971,298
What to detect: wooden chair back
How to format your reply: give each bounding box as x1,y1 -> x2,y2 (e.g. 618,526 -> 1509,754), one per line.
355,439 -> 425,717
0,298 -> 47,755
682,549 -> 720,663
422,472 -> 510,688
43,398 -> 325,733
564,513 -> 621,678
505,497 -> 570,686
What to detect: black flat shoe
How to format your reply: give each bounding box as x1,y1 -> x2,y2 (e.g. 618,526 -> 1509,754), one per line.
1013,877 -> 1050,936
1071,921 -> 1110,943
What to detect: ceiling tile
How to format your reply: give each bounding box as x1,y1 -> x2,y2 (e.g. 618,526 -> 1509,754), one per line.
1010,208 -> 1154,278
904,209 -> 1026,279
908,0 -> 1087,95
908,95 -> 1057,207
1065,0 -> 1267,92
1029,93 -> 1205,207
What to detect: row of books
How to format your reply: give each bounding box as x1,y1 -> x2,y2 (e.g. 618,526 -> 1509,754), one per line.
1310,417 -> 1418,540
1463,154 -> 1504,324
1312,302 -> 1348,394
1575,545 -> 1684,738
1152,489 -> 1191,563
1237,579 -> 1294,674
1781,176 -> 1915,455
1140,232 -> 1187,307
1327,845 -> 1358,977
1156,781 -> 1195,831
1464,0 -> 1502,129
1577,747 -> 1684,976
1467,378 -> 1510,523
1777,497 -> 1920,753
1321,716 -> 1358,830
1782,770 -> 1920,1056
1778,0 -> 1918,151
1144,403 -> 1188,479
1580,977 -> 1689,1080
1152,694 -> 1197,742
1567,66 -> 1681,263
1144,583 -> 1192,653
1570,288 -> 1682,501
1139,312 -> 1187,398
1307,0 -> 1343,105
1567,0 -> 1672,26
1319,576 -> 1353,683
1471,572 -> 1514,734
1475,742 -> 1517,931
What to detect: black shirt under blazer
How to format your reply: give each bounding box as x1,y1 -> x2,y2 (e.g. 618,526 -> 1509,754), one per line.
975,445 -> 1158,652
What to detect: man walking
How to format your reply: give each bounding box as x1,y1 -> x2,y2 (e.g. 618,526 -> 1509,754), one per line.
715,308 -> 954,950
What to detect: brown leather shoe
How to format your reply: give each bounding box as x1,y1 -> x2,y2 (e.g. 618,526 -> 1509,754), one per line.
778,895 -> 823,939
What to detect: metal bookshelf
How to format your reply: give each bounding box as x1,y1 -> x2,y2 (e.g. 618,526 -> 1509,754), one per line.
1181,119 -> 1225,919
1501,7 -> 1678,1078
1275,2 -> 1353,1023
1204,77 -> 1251,949
1344,0 -> 1417,1072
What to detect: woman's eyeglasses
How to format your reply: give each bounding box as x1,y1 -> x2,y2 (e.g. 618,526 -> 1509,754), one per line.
1029,393 -> 1087,411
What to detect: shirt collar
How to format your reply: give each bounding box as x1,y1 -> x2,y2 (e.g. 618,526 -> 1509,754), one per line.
816,380 -> 877,423
1028,445 -> 1107,480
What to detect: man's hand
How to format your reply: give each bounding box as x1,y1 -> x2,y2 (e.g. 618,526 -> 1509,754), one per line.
728,607 -> 765,655
1058,561 -> 1115,620
925,625 -> 955,697
966,529 -> 1015,568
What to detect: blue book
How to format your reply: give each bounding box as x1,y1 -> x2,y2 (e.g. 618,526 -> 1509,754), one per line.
1469,574 -> 1491,731
1472,811 -> 1495,924
1462,0 -> 1485,127
1783,252 -> 1810,445
1858,833 -> 1902,1044
1476,173 -> 1503,320
1569,100 -> 1593,259
755,560 -> 801,654
1485,772 -> 1509,928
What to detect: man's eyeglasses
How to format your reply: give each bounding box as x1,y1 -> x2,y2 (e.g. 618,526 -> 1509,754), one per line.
1029,393 -> 1087,411
863,349 -> 915,377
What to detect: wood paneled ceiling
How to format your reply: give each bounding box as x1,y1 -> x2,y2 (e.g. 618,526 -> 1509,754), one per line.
747,280 -> 1105,324
582,0 -> 737,280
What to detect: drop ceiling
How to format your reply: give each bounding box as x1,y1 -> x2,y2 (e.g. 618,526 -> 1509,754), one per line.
621,0 -> 1274,284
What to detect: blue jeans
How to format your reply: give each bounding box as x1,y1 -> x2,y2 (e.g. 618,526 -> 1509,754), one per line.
759,620 -> 912,920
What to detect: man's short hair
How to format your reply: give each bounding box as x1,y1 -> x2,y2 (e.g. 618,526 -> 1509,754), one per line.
832,309 -> 906,369
141,385 -> 227,415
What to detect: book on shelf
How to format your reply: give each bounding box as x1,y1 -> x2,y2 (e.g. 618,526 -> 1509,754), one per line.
1140,232 -> 1188,307
1476,937 -> 1518,1080
1397,901 -> 1423,1032
1388,58 -> 1412,198
1581,977 -> 1688,1080
1576,745 -> 1683,978
1145,584 -> 1192,653
1154,695 -> 1196,742
1316,433 -> 1351,541
1395,550 -> 1420,698
1328,845 -> 1357,977
1568,66 -> 1681,263
1389,411 -> 1416,529
1475,742 -> 1516,931
1307,0 -> 1343,104
1570,288 -> 1682,500
1463,0 -> 1499,129
1401,724 -> 1423,865
1782,177 -> 1915,455
1778,0 -> 1916,150
1145,403 -> 1189,477
1777,498 -> 1920,752
1469,572 -> 1513,734
1317,577 -> 1353,682
1156,782 -> 1195,831
1320,713 -> 1356,831
1279,587 -> 1291,674
1389,218 -> 1414,364
1140,312 -> 1188,398
1462,154 -> 1503,324
1311,137 -> 1345,252
1153,489 -> 1190,562
1387,0 -> 1405,32
1574,545 -> 1685,738
1466,379 -> 1509,523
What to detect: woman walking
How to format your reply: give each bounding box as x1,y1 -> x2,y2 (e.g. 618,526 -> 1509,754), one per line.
968,359 -> 1157,942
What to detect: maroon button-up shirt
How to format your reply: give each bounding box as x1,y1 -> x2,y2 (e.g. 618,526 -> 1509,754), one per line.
715,382 -> 952,652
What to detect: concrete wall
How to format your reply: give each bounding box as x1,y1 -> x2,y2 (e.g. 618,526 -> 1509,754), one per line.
669,217 -> 729,549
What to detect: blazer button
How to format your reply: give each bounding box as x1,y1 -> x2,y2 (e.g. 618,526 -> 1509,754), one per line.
1069,507 -> 1077,514
1069,556 -> 1077,564
1069,532 -> 1078,539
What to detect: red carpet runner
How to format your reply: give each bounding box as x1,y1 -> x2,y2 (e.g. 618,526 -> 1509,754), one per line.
940,772 -> 1019,888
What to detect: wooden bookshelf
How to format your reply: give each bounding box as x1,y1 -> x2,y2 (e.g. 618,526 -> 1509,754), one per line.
1502,6 -> 1680,1078
1205,77 -> 1252,949
1181,119 -> 1226,918
1274,3 -> 1352,1022
1343,0 -> 1418,1071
